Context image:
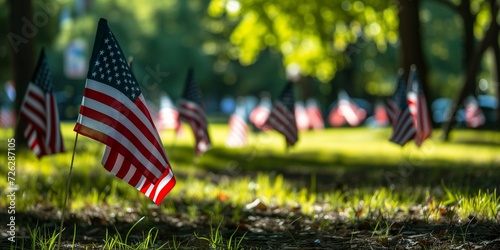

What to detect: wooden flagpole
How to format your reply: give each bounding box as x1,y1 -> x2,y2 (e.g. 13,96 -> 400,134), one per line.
57,133 -> 79,250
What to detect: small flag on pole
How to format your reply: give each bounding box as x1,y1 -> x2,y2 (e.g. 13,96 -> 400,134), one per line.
19,49 -> 65,158
264,81 -> 298,146
407,65 -> 432,147
177,68 -> 211,155
249,95 -> 272,131
74,18 -> 175,205
387,69 -> 416,146
337,90 -> 366,127
226,97 -> 248,147
0,107 -> 15,128
157,94 -> 182,135
328,90 -> 366,127
295,101 -> 310,131
464,95 -> 485,128
374,100 -> 389,126
386,69 -> 405,129
306,98 -> 324,130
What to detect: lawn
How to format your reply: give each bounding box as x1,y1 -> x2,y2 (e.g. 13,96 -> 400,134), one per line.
1,123 -> 500,249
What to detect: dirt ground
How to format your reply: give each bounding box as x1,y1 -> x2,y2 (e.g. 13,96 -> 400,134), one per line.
2,197 -> 500,249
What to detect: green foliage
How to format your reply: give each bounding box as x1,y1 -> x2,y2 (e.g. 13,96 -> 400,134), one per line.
27,224 -> 62,250
194,218 -> 247,250
207,0 -> 399,82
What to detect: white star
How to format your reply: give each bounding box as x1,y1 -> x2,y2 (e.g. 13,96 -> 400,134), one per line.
131,93 -> 135,98
110,52 -> 114,56
105,63 -> 109,68
92,72 -> 97,77
100,74 -> 104,79
99,67 -> 103,72
125,86 -> 129,91
104,38 -> 109,44
99,50 -> 104,55
108,76 -> 112,82
107,69 -> 111,74
112,59 -> 116,64
117,80 -> 121,85
114,66 -> 118,71
103,57 -> 107,62
95,60 -> 100,66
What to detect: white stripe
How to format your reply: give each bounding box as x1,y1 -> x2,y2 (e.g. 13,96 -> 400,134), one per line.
21,84 -> 46,130
122,165 -> 136,183
152,170 -> 175,202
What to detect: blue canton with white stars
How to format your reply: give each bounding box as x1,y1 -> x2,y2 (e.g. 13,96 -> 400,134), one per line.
32,51 -> 54,93
88,23 -> 140,101
279,81 -> 295,113
182,68 -> 203,106
395,73 -> 409,109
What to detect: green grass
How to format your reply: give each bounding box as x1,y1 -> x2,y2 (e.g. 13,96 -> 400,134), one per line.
1,123 -> 500,248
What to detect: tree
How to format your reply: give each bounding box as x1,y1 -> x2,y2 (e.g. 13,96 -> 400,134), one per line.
9,0 -> 35,148
207,0 -> 400,84
440,0 -> 499,139
396,0 -> 429,100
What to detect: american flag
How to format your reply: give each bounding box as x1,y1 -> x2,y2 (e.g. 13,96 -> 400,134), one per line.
294,101 -> 310,131
386,69 -> 405,128
157,94 -> 182,134
306,98 -> 324,130
226,98 -> 248,147
249,95 -> 271,131
264,81 -> 298,146
336,90 -> 366,127
464,95 -> 485,128
374,100 -> 389,126
388,70 -> 416,146
74,19 -> 175,205
407,66 -> 432,147
0,107 -> 15,128
177,68 -> 211,155
19,49 -> 65,158
327,105 -> 344,127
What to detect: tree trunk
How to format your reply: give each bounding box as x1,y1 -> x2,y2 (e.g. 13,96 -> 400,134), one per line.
460,0 -> 475,68
441,0 -> 499,139
492,24 -> 500,128
397,0 -> 430,101
9,0 -> 35,148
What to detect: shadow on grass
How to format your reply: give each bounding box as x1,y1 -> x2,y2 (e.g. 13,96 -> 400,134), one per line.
167,144 -> 500,194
